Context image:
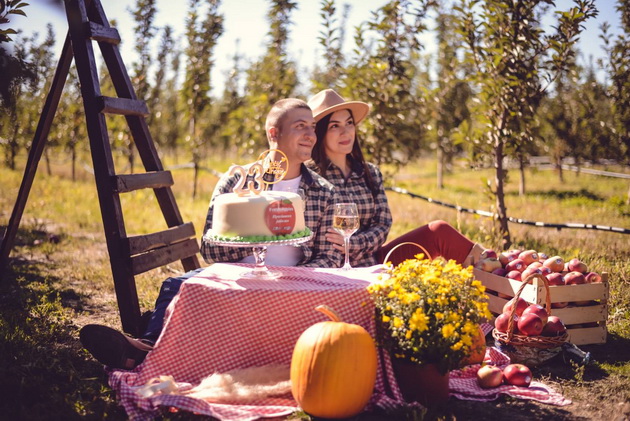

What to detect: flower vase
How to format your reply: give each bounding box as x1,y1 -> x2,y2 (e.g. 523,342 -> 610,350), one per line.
392,358 -> 450,407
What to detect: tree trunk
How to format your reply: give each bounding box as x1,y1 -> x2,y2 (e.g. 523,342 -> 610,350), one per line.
556,155 -> 564,183
437,145 -> 444,189
44,148 -> 52,176
193,160 -> 199,200
494,137 -> 511,250
71,146 -> 77,182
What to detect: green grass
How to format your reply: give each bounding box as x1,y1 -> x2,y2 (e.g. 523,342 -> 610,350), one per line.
1,153 -> 629,420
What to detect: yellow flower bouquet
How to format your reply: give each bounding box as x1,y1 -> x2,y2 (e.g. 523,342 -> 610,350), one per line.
367,254 -> 493,375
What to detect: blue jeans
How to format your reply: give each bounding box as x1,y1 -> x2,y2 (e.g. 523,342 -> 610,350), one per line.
141,267 -> 205,342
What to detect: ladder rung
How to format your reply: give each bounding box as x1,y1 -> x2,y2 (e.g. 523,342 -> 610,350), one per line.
98,96 -> 149,116
113,171 -> 174,193
130,238 -> 199,275
126,223 -> 196,256
86,22 -> 121,44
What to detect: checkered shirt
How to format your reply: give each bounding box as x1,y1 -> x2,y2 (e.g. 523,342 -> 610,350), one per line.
321,159 -> 392,267
200,163 -> 342,268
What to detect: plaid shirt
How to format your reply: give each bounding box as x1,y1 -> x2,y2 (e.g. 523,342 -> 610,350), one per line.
200,163 -> 342,268
320,158 -> 393,267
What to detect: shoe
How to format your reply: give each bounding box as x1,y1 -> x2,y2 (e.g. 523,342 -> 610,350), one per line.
80,324 -> 153,370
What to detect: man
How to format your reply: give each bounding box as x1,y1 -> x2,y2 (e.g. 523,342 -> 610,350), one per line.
80,98 -> 341,370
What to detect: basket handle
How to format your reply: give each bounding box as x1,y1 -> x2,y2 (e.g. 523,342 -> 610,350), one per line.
505,273 -> 552,342
382,241 -> 433,267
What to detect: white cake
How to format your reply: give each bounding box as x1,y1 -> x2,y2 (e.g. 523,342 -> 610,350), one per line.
209,190 -> 309,241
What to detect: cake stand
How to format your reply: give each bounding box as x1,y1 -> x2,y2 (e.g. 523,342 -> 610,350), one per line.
202,232 -> 313,280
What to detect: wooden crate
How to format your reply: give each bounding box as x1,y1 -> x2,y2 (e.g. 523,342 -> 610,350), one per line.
469,244 -> 609,345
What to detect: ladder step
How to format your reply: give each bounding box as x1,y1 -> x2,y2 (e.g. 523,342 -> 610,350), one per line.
98,96 -> 149,116
86,22 -> 121,44
130,238 -> 199,275
126,223 -> 196,256
114,171 -> 173,193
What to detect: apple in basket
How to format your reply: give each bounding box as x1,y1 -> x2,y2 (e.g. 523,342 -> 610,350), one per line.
494,312 -> 518,333
476,365 -> 504,389
503,297 -> 529,317
517,313 -> 544,336
522,304 -> 549,325
542,316 -> 567,337
503,364 -> 533,387
521,266 -> 542,281
506,270 -> 522,281
505,258 -> 527,273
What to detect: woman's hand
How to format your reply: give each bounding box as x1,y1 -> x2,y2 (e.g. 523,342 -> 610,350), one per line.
325,228 -> 346,253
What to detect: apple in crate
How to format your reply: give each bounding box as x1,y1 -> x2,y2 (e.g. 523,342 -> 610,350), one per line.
543,256 -> 565,273
505,258 -> 527,273
499,252 -> 516,267
585,272 -> 602,283
542,316 -> 567,337
480,249 -> 498,260
518,250 -> 539,265
522,304 -> 549,325
503,364 -> 533,387
475,258 -> 502,273
477,365 -> 504,389
567,258 -> 588,274
538,252 -> 549,262
503,297 -> 529,316
521,266 -> 542,281
539,266 -> 552,276
517,313 -> 544,336
492,267 -> 508,277
506,270 -> 522,281
546,273 -> 568,308
565,271 -> 586,285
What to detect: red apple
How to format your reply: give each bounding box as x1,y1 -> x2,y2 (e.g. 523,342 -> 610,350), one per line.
543,256 -> 565,273
518,250 -> 539,265
538,252 -> 549,262
503,364 -> 532,387
499,252 -> 515,267
475,258 -> 503,273
539,266 -> 553,276
567,258 -> 588,274
542,315 -> 567,337
481,249 -> 498,260
517,313 -> 544,336
503,297 -> 529,317
564,271 -> 586,285
492,267 -> 508,277
477,365 -> 504,389
546,273 -> 568,308
505,259 -> 527,273
494,312 -> 518,333
522,304 -> 549,325
546,272 -> 565,286
521,267 -> 542,281
528,261 -> 543,269
506,270 -> 522,281
585,272 -> 602,283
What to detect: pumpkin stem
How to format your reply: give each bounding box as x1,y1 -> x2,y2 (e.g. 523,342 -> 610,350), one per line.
315,305 -> 341,322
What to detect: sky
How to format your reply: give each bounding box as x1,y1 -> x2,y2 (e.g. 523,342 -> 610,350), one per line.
8,0 -> 624,97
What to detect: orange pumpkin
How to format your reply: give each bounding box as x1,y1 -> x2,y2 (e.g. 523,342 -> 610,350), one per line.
460,325 -> 487,366
290,305 -> 377,419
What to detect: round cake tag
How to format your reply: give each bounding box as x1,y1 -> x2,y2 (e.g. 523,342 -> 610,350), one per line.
264,199 -> 296,235
258,149 -> 289,185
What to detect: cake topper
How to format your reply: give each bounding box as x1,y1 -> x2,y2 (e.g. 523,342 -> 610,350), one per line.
230,149 -> 289,197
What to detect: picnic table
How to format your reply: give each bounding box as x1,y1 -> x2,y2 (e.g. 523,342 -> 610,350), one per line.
108,263 -> 405,420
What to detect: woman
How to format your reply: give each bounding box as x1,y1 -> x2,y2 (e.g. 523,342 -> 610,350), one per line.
307,89 -> 476,267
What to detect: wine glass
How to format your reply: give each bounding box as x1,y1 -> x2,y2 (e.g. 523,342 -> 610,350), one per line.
333,202 -> 360,270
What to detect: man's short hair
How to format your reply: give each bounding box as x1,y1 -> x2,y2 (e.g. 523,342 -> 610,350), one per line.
265,98 -> 311,137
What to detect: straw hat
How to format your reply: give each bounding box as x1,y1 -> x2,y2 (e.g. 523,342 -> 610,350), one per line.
308,89 -> 370,124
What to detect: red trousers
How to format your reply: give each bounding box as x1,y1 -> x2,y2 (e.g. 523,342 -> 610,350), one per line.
375,220 -> 475,267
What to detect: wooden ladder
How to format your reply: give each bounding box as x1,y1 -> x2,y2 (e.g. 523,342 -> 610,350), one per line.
0,0 -> 200,336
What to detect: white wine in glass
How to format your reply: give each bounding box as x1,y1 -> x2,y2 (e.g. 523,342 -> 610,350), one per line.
333,203 -> 360,270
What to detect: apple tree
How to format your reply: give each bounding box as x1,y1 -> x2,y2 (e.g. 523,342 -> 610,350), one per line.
454,0 -> 596,249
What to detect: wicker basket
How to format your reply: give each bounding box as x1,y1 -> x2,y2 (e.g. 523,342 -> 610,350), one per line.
492,273 -> 569,367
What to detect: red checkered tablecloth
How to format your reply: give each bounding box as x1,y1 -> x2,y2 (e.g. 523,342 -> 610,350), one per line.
108,264 -> 405,420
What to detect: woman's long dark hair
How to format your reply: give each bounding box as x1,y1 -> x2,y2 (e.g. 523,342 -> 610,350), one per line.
312,111 -> 377,196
